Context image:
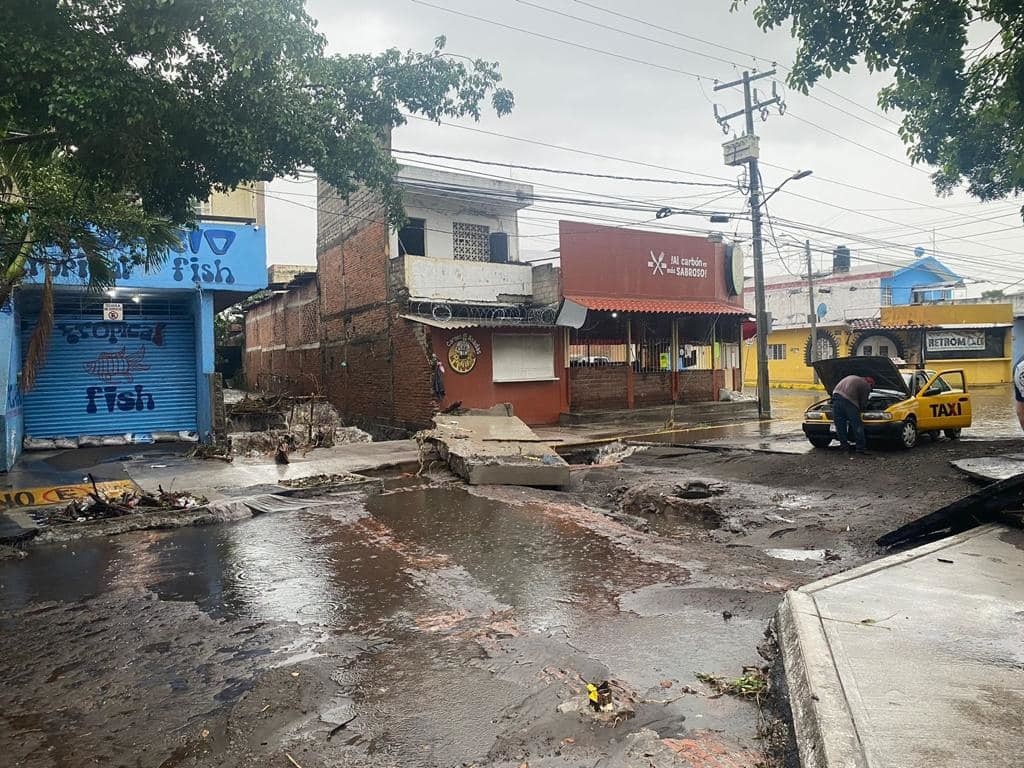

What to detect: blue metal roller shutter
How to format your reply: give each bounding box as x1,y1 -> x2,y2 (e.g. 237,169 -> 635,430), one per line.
22,302 -> 198,439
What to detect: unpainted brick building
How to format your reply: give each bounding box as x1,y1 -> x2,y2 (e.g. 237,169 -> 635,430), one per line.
244,165 -> 566,436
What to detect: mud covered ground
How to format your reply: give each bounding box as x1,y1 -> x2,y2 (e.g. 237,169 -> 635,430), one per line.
0,435 -> 1014,768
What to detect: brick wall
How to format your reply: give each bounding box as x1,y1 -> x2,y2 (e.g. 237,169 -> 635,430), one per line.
530,263 -> 560,306
569,366 -> 629,411
314,202 -> 438,435
679,370 -> 715,403
243,278 -> 321,395
320,308 -> 435,435
634,371 -> 672,406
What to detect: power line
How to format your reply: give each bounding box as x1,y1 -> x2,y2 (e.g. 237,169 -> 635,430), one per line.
568,0 -> 903,129
409,0 -> 706,78
402,116 -> 1021,255
392,148 -> 734,187
515,0 -> 901,140
408,0 -> 1019,217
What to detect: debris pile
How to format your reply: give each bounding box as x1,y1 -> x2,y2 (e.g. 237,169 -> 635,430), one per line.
613,480 -> 727,526
695,667 -> 768,700
279,473 -> 369,489
46,477 -> 207,525
225,392 -> 371,457
187,436 -> 233,462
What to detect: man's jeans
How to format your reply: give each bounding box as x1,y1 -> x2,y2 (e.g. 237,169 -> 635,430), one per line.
832,394 -> 865,451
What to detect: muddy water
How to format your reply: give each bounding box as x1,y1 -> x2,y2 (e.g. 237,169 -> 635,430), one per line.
0,487 -> 773,767
640,385 -> 1021,449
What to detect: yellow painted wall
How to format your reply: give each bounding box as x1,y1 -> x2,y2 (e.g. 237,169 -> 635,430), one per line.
204,183 -> 265,224
742,327 -> 845,390
882,303 -> 1013,326
744,304 -> 1013,389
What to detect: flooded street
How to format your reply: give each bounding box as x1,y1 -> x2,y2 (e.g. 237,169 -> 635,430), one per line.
1,484 -> 777,768
2,401 -> 1020,767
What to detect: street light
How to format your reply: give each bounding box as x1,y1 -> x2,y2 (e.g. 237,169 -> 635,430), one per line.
699,169 -> 813,420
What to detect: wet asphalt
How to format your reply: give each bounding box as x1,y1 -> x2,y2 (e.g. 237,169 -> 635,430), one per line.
0,484 -> 775,767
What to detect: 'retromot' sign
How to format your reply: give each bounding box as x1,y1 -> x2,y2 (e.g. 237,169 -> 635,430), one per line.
926,330 -> 986,352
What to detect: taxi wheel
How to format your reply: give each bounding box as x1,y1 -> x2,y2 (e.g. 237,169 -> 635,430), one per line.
899,417 -> 918,449
944,428 -> 962,440
807,435 -> 832,449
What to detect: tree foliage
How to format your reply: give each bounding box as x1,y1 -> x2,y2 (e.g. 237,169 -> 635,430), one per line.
1,140 -> 181,388
0,1 -> 514,226
735,0 -> 1024,210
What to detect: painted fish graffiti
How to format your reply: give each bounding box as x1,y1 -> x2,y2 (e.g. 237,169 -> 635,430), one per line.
83,346 -> 150,383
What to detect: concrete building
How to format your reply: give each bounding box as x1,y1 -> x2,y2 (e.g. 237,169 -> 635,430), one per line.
0,187 -> 268,469
244,165 -> 564,435
742,248 -> 981,388
556,221 -> 748,415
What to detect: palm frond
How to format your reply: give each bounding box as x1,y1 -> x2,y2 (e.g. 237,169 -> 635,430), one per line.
21,262 -> 53,392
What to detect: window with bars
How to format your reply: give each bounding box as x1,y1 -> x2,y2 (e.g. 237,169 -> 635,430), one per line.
881,286 -> 893,305
767,343 -> 787,360
452,222 -> 490,261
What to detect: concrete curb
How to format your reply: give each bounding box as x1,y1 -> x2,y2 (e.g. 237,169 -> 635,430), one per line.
776,591 -> 868,768
777,524 -> 1002,768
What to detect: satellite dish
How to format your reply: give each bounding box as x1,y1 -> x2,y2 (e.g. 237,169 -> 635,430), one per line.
914,246 -> 926,258
816,303 -> 827,320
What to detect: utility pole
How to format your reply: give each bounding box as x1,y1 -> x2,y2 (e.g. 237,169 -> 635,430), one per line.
806,239 -> 818,384
714,70 -> 782,419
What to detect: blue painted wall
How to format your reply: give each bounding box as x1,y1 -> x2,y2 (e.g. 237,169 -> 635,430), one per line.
1013,318 -> 1024,366
195,291 -> 215,440
0,302 -> 23,470
22,223 -> 267,294
881,256 -> 961,306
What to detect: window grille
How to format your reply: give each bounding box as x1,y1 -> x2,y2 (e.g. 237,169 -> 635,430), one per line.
453,222 -> 490,261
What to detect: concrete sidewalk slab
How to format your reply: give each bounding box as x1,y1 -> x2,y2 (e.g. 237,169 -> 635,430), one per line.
429,410 -> 570,487
951,454 -> 1024,483
124,440 -> 420,498
777,523 -> 1024,768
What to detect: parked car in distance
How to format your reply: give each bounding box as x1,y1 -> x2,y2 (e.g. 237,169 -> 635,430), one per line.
802,356 -> 972,449
570,355 -> 612,366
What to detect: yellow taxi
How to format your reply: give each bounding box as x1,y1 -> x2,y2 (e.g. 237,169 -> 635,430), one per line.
802,356 -> 972,449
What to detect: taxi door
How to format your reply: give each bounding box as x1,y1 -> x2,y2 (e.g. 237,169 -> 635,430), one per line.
916,370 -> 971,430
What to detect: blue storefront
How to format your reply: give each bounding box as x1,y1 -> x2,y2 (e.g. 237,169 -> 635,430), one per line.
0,222 -> 266,470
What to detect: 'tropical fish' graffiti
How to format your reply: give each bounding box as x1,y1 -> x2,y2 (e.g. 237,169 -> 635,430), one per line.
83,346 -> 150,383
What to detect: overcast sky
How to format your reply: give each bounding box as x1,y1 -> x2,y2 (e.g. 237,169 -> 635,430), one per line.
264,0 -> 1023,298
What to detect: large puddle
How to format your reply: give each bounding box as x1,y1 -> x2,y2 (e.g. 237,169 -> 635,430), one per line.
0,486 -> 775,766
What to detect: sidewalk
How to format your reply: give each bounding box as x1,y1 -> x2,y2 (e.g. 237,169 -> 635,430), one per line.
1,440 -> 420,541
123,440 -> 420,498
776,523 -> 1024,768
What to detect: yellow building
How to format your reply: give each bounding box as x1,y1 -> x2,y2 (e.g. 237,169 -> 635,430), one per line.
744,303 -> 1013,390
201,183 -> 265,224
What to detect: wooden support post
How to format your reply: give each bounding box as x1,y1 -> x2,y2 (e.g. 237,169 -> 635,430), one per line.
626,317 -> 635,410
671,317 -> 680,401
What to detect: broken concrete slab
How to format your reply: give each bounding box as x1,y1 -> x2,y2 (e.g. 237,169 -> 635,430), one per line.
950,454 -> 1024,483
427,409 -> 570,487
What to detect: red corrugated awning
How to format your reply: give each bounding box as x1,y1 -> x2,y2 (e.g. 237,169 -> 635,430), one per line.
564,295 -> 749,316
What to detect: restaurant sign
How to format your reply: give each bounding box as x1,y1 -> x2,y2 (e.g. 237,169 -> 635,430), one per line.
926,330 -> 986,353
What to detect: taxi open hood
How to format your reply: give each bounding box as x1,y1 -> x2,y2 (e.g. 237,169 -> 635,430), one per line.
811,356 -> 910,397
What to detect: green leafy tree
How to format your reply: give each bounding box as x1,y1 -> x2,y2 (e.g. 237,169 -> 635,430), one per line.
1,1 -> 513,389
0,140 -> 181,389
0,2 -> 513,225
735,0 -> 1024,210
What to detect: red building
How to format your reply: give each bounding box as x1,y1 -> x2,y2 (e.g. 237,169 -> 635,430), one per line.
243,168 -> 749,436
556,221 -> 748,415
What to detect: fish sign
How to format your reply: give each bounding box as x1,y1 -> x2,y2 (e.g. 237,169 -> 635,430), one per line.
83,346 -> 150,384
